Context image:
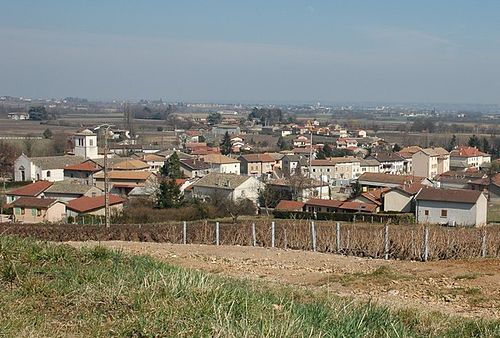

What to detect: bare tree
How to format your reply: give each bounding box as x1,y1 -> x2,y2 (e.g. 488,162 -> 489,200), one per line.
0,141 -> 21,179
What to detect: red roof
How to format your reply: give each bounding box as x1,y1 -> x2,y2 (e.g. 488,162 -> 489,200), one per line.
305,198 -> 344,208
8,181 -> 53,197
64,161 -> 102,172
67,194 -> 125,213
451,146 -> 489,158
7,196 -> 60,209
275,200 -> 305,211
339,201 -> 378,213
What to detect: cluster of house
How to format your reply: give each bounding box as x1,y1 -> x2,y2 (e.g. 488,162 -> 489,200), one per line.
276,172 -> 490,226
4,127 -> 498,226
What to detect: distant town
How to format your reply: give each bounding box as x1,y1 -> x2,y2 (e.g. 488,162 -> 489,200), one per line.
0,95 -> 499,226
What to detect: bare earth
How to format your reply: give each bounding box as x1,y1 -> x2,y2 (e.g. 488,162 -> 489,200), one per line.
67,241 -> 500,319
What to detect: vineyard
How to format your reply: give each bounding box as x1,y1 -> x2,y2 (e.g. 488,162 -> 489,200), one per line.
1,221 -> 499,261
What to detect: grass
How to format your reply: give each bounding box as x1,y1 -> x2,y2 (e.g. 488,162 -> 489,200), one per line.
488,202 -> 500,223
1,236 -> 499,337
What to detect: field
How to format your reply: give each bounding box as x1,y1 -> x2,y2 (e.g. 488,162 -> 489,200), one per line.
1,236 -> 499,337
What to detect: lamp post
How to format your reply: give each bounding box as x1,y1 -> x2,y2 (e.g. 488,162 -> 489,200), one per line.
94,124 -> 114,227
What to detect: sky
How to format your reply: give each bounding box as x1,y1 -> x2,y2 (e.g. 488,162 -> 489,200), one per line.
1,0 -> 500,104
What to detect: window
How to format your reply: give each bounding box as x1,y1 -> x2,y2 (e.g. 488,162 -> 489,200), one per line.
21,208 -> 25,215
89,139 -> 94,146
46,171 -> 51,177
424,210 -> 429,216
37,209 -> 42,216
31,208 -> 36,216
15,208 -> 21,215
441,210 -> 448,217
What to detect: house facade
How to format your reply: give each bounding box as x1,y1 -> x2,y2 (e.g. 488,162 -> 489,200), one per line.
412,148 -> 450,179
192,173 -> 264,205
415,187 -> 487,226
9,197 -> 66,223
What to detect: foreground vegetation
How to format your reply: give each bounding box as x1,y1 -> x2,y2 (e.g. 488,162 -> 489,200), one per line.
1,236 -> 499,337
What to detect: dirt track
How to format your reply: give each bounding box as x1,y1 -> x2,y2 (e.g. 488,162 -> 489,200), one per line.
67,241 -> 500,319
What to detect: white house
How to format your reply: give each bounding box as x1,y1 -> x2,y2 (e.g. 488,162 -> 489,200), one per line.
191,172 -> 264,205
367,153 -> 405,175
450,146 -> 491,170
201,154 -> 241,175
415,187 -> 487,226
14,154 -> 85,182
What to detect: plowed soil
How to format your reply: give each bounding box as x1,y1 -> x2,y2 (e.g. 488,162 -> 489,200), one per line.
66,241 -> 500,319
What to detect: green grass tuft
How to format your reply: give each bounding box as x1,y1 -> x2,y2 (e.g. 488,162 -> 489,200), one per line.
0,235 -> 499,337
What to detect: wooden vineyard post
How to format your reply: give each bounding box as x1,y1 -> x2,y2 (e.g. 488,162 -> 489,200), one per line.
216,222 -> 220,246
271,221 -> 275,248
384,223 -> 389,260
252,222 -> 257,247
336,222 -> 341,254
311,221 -> 317,252
423,225 -> 429,262
183,221 -> 187,245
481,228 -> 487,258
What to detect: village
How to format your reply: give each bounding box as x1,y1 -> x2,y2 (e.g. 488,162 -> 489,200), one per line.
2,109 -> 498,228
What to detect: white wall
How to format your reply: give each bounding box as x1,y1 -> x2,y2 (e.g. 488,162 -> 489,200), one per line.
416,199 -> 485,226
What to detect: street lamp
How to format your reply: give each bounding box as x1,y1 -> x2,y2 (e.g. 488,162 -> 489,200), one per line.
94,124 -> 114,227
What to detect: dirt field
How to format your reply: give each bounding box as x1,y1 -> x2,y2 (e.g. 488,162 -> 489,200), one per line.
67,241 -> 500,319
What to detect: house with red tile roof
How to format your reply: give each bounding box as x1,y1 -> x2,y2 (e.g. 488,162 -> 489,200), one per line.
8,197 -> 66,223
63,160 -> 103,185
66,194 -> 125,217
238,154 -> 276,177
304,199 -> 344,213
275,200 -> 305,212
6,181 -> 53,203
450,146 -> 491,170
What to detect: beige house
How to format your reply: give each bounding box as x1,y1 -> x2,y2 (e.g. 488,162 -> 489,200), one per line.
93,170 -> 156,196
310,157 -> 361,183
450,146 -> 491,170
412,148 -> 450,179
43,181 -> 103,202
238,154 -> 275,177
9,197 -> 66,223
382,183 -> 424,212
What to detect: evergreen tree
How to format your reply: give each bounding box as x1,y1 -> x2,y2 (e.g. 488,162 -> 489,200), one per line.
392,143 -> 402,152
447,134 -> 457,151
160,152 -> 182,179
220,131 -> 232,155
481,137 -> 491,154
277,136 -> 291,150
323,144 -> 333,157
42,128 -> 53,139
207,112 -> 222,125
468,135 -> 481,148
155,179 -> 184,208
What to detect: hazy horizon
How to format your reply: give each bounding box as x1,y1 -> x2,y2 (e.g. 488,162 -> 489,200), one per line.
2,1 -> 500,105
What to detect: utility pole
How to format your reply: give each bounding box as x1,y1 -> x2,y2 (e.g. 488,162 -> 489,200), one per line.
94,124 -> 114,228
308,131 -> 313,179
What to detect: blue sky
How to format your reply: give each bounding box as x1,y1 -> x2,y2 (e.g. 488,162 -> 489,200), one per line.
1,1 -> 500,104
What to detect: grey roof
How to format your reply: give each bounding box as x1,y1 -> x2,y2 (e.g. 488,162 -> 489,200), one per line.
359,158 -> 380,166
31,155 -> 85,170
45,181 -> 98,195
193,173 -> 251,190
